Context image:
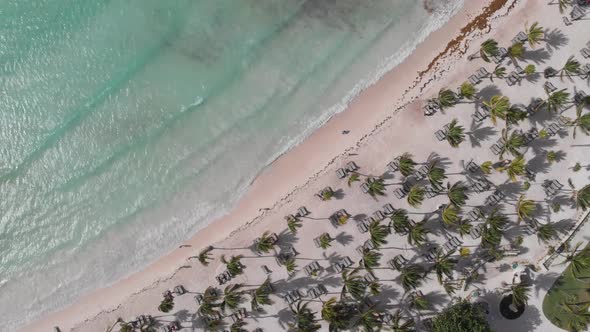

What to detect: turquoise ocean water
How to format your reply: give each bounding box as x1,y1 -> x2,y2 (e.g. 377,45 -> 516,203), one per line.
0,0 -> 462,329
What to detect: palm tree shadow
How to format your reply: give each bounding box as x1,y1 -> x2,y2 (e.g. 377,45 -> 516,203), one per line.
545,28 -> 568,53
334,232 -> 354,246
173,309 -> 190,322
553,218 -> 575,235
276,306 -> 293,330
523,48 -> 551,65
533,271 -> 560,296
353,213 -> 367,222
496,181 -> 522,200
527,153 -> 551,174
468,122 -> 497,147
278,230 -> 299,250
529,137 -> 558,157
478,85 -> 502,101
524,72 -> 542,84
333,188 -> 345,200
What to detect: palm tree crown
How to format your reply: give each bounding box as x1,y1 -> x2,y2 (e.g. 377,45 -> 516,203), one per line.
525,22 -> 544,47
446,119 -> 465,148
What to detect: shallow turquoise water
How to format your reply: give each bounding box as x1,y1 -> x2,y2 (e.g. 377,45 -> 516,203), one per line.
0,0 -> 462,329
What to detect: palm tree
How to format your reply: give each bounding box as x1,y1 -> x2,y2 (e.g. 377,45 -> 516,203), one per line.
456,220 -> 473,237
488,64 -> 507,81
369,220 -> 389,248
221,255 -> 245,276
426,160 -> 447,190
435,88 -> 458,110
468,38 -> 500,62
367,280 -> 381,296
250,278 -> 273,311
523,64 -> 537,76
558,300 -> 590,332
483,95 -> 510,125
446,119 -> 465,148
356,305 -> 381,332
290,301 -> 321,332
458,82 -> 478,100
507,42 -> 525,62
285,256 -> 297,275
230,320 -> 248,332
505,104 -> 528,126
480,161 -> 493,174
525,21 -> 544,47
547,150 -> 558,164
563,242 -> 590,280
447,181 -> 468,207
348,173 -> 360,187
571,106 -> 590,138
389,310 -> 416,332
366,177 -> 386,198
545,89 -> 570,113
118,320 -> 133,332
499,128 -> 525,159
537,223 -> 557,242
341,269 -> 367,300
410,293 -> 429,311
321,298 -> 354,331
498,155 -> 526,181
400,265 -> 423,291
205,319 -> 223,331
256,231 -> 276,253
549,0 -> 572,14
433,252 -> 457,284
360,249 -> 382,271
398,153 -> 416,177
441,204 -> 461,227
390,209 -> 410,234
318,233 -> 333,250
221,284 -> 244,312
158,296 -> 174,313
509,282 -> 531,307
560,56 -> 581,80
516,195 -> 536,223
198,246 -> 214,266
286,215 -> 302,234
575,184 -> 590,211
407,220 -> 429,246
407,185 -> 425,208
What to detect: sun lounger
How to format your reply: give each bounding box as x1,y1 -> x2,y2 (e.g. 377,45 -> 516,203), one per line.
333,256 -> 354,273
363,239 -> 376,251
346,161 -> 359,172
470,224 -> 483,239
393,186 -> 408,199
466,208 -> 482,222
544,81 -> 557,94
174,285 -> 186,295
423,247 -> 437,262
571,5 -> 587,20
473,107 -> 490,122
297,206 -> 310,217
363,271 -> 377,283
523,127 -> 539,145
307,284 -> 327,299
581,64 -> 590,78
490,142 -> 503,155
543,179 -> 563,197
485,190 -> 505,207
284,289 -> 303,305
373,210 -> 385,221
557,117 -> 570,128
469,178 -> 491,193
582,48 -> 590,59
304,261 -> 322,277
465,160 -> 480,173
493,47 -> 508,64
357,218 -> 371,233
414,165 -> 429,181
450,236 -> 463,247
468,74 -> 481,85
506,71 -> 521,86
548,123 -> 561,137
512,31 -> 528,45
563,16 -> 573,25
423,101 -> 440,116
336,168 -> 347,179
434,129 -> 447,141
424,186 -> 439,199
575,90 -> 588,105
527,98 -> 545,115
317,186 -> 334,201
388,254 -> 409,271
476,67 -> 490,80
383,203 -> 395,215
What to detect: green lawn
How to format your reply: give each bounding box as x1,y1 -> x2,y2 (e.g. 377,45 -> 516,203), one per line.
542,251 -> 590,331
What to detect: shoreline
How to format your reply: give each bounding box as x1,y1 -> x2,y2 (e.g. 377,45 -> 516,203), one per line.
23,1 -> 520,330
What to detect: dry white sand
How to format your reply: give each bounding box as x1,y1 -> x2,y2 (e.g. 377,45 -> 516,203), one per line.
24,0 -> 590,331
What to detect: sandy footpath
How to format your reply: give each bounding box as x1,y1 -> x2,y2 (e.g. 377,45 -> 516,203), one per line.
23,0 -> 572,331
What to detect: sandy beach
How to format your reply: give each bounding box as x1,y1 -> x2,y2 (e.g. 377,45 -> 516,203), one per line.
24,0 -> 590,331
